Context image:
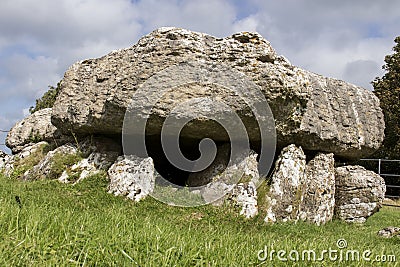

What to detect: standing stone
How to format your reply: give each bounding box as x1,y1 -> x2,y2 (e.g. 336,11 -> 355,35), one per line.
264,144 -> 306,223
298,153 -> 335,225
263,145 -> 336,224
187,144 -> 260,217
223,150 -> 260,218
334,165 -> 386,223
227,182 -> 258,218
108,155 -> 156,202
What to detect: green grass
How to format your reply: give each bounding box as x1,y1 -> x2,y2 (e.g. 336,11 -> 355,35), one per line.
48,152 -> 83,180
0,174 -> 399,266
10,143 -> 49,179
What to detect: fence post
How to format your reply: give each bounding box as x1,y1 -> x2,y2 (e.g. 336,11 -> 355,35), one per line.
378,159 -> 381,175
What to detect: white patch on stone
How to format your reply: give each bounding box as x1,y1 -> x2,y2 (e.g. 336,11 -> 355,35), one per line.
108,155 -> 156,202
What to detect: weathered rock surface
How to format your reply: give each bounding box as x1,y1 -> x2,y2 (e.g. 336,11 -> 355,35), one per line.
17,141 -> 49,159
377,226 -> 400,238
52,27 -> 384,159
298,153 -> 335,225
23,144 -> 78,180
0,150 -> 11,171
6,108 -> 68,154
334,165 -> 386,223
55,136 -> 122,183
108,155 -> 156,202
227,182 -> 258,218
0,141 -> 49,177
58,151 -> 119,184
191,146 -> 260,217
264,145 -> 336,224
264,144 -> 306,223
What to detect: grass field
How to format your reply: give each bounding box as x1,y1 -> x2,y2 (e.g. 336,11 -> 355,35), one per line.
0,174 -> 399,266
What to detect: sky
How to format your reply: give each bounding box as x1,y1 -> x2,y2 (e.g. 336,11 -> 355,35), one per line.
0,0 -> 399,153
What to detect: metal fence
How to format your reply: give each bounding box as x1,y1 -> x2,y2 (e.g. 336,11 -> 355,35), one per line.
359,159 -> 400,201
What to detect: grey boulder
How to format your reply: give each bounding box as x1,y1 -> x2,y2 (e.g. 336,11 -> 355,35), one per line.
51,27 -> 384,159
334,165 -> 386,223
23,144 -> 78,180
377,226 -> 400,238
108,155 -> 156,202
58,151 -> 119,184
0,141 -> 49,177
6,108 -> 69,154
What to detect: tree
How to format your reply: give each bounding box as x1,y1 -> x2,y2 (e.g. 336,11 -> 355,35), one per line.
29,81 -> 62,114
372,36 -> 400,159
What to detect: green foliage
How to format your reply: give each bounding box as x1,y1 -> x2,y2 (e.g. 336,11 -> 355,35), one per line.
0,173 -> 399,266
152,184 -> 204,206
48,152 -> 83,179
372,36 -> 400,159
10,143 -> 48,179
29,81 -> 62,114
256,179 -> 271,214
27,129 -> 42,144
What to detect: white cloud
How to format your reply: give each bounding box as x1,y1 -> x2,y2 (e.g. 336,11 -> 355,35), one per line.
0,54 -> 60,98
135,0 -> 237,37
233,15 -> 259,33
343,60 -> 381,89
239,0 -> 399,89
0,0 -> 145,152
22,108 -> 30,117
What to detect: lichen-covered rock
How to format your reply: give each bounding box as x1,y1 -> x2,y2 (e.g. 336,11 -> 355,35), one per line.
6,108 -> 68,154
57,136 -> 121,183
23,144 -> 79,180
377,227 -> 400,238
0,150 -> 13,175
17,141 -> 49,160
298,153 -> 335,225
52,27 -> 384,159
108,155 -> 156,202
264,144 -> 306,223
191,147 -> 260,217
58,151 -> 119,184
227,182 -> 258,218
334,165 -> 386,223
0,141 -> 49,177
264,145 -> 336,224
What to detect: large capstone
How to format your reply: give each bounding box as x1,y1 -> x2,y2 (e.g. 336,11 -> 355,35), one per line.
52,27 -> 384,160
